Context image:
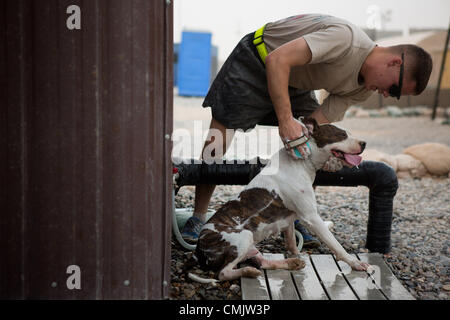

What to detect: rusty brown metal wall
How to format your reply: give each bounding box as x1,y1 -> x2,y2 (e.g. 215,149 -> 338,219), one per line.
0,0 -> 173,299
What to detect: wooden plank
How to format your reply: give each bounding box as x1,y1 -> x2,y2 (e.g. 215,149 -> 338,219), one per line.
310,255 -> 358,300
264,253 -> 300,300
336,255 -> 386,300
240,256 -> 270,300
240,276 -> 271,300
242,253 -> 413,300
357,253 -> 415,300
291,254 -> 328,300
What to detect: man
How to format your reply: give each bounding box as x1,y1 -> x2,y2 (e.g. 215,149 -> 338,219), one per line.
181,14 -> 432,245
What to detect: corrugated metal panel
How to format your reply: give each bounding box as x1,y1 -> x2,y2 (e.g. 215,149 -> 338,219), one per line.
0,0 -> 173,299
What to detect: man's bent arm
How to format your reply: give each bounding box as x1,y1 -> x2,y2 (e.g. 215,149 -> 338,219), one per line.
265,37 -> 313,127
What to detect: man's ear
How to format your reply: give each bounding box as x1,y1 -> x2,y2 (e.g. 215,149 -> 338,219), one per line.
303,117 -> 319,134
388,56 -> 403,67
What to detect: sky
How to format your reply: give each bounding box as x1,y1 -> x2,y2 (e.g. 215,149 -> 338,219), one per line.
174,0 -> 450,61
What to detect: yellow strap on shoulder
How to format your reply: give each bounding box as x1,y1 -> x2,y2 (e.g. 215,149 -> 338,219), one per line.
253,24 -> 268,64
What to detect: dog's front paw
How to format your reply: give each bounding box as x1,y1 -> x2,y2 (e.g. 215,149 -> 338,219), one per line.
287,258 -> 306,270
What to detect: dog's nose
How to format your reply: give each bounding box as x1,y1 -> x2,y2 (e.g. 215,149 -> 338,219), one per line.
359,141 -> 366,151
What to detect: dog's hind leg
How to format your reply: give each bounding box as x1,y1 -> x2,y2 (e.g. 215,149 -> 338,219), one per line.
254,252 -> 305,271
218,233 -> 263,281
218,251 -> 262,281
218,265 -> 262,281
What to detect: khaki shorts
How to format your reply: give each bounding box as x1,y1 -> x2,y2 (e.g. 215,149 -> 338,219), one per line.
202,33 -> 319,131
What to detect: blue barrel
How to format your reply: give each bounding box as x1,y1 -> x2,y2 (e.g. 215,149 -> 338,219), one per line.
177,31 -> 212,96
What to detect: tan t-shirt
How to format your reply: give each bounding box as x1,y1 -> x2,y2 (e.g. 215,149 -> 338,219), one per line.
263,14 -> 376,122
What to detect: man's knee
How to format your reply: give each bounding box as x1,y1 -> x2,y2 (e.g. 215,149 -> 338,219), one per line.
201,118 -> 235,162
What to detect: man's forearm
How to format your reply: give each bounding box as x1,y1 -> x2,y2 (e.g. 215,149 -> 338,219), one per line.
265,54 -> 293,125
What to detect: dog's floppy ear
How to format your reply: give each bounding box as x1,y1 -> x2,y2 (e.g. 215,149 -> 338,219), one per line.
302,117 -> 319,134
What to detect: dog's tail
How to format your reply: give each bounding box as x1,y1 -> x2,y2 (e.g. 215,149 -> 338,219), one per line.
183,252 -> 219,285
187,272 -> 219,285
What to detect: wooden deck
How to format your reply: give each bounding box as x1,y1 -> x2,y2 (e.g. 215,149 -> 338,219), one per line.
241,253 -> 415,300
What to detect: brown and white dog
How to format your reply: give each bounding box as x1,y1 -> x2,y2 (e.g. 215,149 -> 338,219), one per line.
187,117 -> 371,284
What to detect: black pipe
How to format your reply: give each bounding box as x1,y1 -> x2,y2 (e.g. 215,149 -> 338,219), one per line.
173,157 -> 267,192
314,161 -> 398,253
173,159 -> 398,254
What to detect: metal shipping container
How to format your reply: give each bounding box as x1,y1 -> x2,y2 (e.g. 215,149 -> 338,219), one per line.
0,0 -> 173,299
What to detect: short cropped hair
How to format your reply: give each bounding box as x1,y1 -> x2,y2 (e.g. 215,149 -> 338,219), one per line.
388,44 -> 433,95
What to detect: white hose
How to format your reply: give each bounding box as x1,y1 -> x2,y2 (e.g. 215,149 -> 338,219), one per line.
295,230 -> 304,251
172,191 -> 197,251
188,272 -> 218,285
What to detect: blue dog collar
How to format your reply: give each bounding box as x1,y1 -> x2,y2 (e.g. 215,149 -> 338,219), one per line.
294,141 -> 311,159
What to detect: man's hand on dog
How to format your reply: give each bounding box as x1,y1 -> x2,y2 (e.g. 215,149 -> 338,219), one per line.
279,117 -> 311,160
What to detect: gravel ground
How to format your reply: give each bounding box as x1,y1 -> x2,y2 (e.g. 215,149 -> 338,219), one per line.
170,102 -> 450,300
170,178 -> 449,300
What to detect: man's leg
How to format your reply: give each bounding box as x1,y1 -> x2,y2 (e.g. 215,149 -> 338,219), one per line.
194,118 -> 234,220
181,118 -> 234,242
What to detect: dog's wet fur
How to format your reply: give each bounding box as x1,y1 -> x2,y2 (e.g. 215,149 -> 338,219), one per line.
195,188 -> 293,273
185,117 -> 370,283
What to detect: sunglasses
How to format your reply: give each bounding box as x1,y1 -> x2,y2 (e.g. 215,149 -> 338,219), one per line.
388,52 -> 404,100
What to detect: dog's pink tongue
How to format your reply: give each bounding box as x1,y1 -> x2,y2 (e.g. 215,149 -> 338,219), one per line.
344,153 -> 362,166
